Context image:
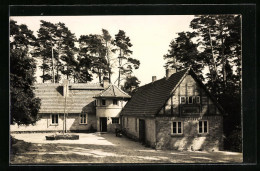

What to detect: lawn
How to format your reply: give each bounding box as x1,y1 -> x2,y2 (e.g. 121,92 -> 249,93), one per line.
10,133 -> 243,164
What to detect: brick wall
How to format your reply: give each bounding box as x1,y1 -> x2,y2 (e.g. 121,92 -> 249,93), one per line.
155,116 -> 223,151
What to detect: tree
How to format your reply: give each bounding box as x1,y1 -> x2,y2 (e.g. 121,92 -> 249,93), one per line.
164,31 -> 204,81
122,76 -> 141,95
10,20 -> 41,125
102,29 -> 114,83
35,20 -> 58,83
78,34 -> 108,83
35,21 -> 79,83
55,22 -> 78,81
112,30 -> 140,87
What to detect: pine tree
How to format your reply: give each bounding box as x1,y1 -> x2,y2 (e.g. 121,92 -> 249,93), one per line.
112,30 -> 140,87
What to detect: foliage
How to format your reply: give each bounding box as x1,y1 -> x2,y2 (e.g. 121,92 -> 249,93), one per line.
35,20 -> 78,83
78,34 -> 108,83
10,20 -> 41,125
121,76 -> 141,95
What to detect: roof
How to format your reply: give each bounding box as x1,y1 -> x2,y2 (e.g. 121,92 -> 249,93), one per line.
120,68 -> 225,117
34,83 -> 104,114
94,84 -> 131,99
120,68 -> 189,116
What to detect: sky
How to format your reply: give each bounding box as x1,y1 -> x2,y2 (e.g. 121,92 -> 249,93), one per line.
10,15 -> 194,86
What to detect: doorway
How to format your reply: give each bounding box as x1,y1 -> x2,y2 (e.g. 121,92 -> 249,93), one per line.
139,119 -> 145,144
100,117 -> 107,132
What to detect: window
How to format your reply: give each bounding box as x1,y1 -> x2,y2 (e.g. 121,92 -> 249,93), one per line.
102,99 -> 106,106
172,121 -> 183,134
198,120 -> 208,134
181,96 -> 200,104
80,114 -> 87,124
195,96 -> 200,104
112,117 -> 119,124
51,114 -> 58,125
180,96 -> 186,104
113,99 -> 118,105
188,96 -> 194,104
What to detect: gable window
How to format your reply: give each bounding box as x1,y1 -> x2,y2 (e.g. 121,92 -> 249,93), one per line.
80,114 -> 87,124
113,99 -> 118,105
195,96 -> 200,104
172,121 -> 183,135
188,96 -> 194,104
180,96 -> 186,104
51,114 -> 58,125
102,99 -> 106,106
112,117 -> 119,124
198,120 -> 208,134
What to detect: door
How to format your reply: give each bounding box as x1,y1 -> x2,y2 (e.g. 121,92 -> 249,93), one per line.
100,117 -> 107,132
139,119 -> 145,144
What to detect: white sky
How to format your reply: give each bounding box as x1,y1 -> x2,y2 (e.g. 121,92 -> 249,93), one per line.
10,15 -> 194,86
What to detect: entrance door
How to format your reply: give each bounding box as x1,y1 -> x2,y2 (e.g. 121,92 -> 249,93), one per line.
100,117 -> 107,132
139,119 -> 145,144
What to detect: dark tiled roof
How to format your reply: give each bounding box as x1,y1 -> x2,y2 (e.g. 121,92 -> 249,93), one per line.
34,83 -> 104,114
120,68 -> 189,116
94,84 -> 131,99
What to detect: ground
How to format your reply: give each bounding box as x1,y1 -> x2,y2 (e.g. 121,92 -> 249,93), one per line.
10,132 -> 242,164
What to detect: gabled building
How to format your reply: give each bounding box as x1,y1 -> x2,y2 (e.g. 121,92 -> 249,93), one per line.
120,67 -> 225,151
10,79 -> 130,133
94,79 -> 131,132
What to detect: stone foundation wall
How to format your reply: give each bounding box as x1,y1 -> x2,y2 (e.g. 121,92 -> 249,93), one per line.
155,116 -> 223,151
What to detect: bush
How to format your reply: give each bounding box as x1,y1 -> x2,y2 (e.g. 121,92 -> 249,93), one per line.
224,128 -> 242,152
10,136 -> 32,155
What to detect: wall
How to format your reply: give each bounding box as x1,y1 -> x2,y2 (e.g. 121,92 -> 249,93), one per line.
155,116 -> 223,151
122,116 -> 156,148
10,113 -> 97,132
96,99 -> 126,132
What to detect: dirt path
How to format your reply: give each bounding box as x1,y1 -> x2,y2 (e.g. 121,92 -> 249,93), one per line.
10,133 -> 243,164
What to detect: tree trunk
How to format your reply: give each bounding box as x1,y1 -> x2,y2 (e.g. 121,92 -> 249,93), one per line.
42,57 -> 45,83
220,30 -> 227,92
208,28 -> 218,82
118,49 -> 122,87
51,43 -> 55,83
105,41 -> 111,83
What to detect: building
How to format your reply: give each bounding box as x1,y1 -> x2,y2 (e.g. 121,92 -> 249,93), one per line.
10,79 -> 130,133
94,78 -> 131,132
120,67 -> 225,151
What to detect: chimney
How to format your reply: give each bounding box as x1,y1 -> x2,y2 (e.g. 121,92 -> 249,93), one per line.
166,68 -> 177,79
152,76 -> 157,82
103,77 -> 109,89
63,80 -> 69,98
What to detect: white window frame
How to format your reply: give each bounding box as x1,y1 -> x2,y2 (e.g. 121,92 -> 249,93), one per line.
198,120 -> 209,134
79,113 -> 87,124
180,96 -> 186,104
112,117 -> 120,124
50,114 -> 59,125
171,121 -> 183,135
